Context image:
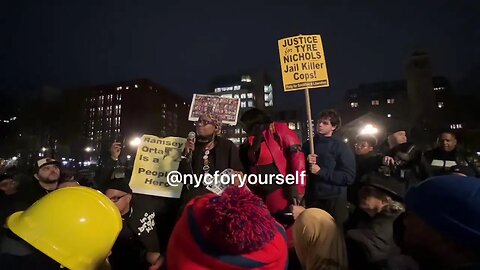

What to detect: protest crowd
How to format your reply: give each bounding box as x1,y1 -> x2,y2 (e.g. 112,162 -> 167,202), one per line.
0,107 -> 479,270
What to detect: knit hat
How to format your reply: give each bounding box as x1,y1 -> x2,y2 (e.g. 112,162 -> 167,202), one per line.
405,175 -> 480,248
102,178 -> 132,194
167,186 -> 288,270
387,122 -> 410,135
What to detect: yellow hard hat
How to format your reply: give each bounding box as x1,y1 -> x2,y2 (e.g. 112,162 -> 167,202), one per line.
6,187 -> 122,270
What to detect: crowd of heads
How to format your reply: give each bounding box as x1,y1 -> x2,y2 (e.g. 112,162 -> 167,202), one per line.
1,108 -> 479,270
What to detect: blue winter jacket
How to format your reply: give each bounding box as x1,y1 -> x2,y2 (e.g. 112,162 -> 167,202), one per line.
303,134 -> 356,202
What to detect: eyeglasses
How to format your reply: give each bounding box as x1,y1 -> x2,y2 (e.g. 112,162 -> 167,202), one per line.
194,119 -> 215,127
108,194 -> 129,203
355,143 -> 370,148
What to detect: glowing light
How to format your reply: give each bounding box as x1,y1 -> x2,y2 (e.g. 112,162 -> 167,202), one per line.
359,124 -> 379,135
130,137 -> 141,147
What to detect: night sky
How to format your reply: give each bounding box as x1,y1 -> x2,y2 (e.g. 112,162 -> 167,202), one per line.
1,0 -> 479,113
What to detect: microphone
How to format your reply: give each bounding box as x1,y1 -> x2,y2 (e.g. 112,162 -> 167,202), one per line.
185,131 -> 196,162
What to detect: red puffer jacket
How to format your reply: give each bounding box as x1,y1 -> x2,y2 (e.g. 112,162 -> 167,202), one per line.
242,122 -> 307,248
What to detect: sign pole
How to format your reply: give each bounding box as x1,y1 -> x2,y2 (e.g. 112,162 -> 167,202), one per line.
304,88 -> 314,155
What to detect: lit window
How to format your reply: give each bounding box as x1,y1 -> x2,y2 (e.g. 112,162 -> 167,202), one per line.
248,101 -> 254,107
234,94 -> 239,99
437,102 -> 444,108
247,93 -> 253,98
434,87 -> 445,91
116,94 -> 122,101
126,86 -> 129,90
106,106 -> 112,116
387,98 -> 395,104
350,102 -> 358,108
134,84 -> 138,88
288,122 -> 296,130
264,84 -> 273,93
240,93 -> 246,99
227,86 -> 233,91
116,86 -> 122,91
241,101 -> 246,108
264,92 -> 273,102
214,88 -> 221,93
221,94 -> 233,98
233,85 -> 241,90
371,100 -> 380,106
241,75 -> 251,82
387,114 -> 392,118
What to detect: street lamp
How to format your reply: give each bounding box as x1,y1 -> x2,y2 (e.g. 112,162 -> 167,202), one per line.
359,124 -> 379,135
41,147 -> 47,152
84,147 -> 93,152
130,137 -> 141,147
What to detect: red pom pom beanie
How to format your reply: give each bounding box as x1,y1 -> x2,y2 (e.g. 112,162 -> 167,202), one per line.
167,186 -> 288,270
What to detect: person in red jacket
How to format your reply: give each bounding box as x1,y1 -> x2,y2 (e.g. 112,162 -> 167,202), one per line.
239,108 -> 306,248
167,186 -> 288,270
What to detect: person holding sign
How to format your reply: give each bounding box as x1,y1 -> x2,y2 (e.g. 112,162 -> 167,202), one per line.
303,110 -> 356,225
178,113 -> 244,210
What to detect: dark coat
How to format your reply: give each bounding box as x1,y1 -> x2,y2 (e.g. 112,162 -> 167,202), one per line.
178,136 -> 243,209
302,134 -> 356,202
384,143 -> 424,188
345,208 -> 408,270
423,147 -> 479,177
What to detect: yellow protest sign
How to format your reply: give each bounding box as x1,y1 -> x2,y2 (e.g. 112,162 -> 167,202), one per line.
129,135 -> 186,198
278,34 -> 329,91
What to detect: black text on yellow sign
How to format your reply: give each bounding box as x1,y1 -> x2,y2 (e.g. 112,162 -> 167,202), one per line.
278,35 -> 329,92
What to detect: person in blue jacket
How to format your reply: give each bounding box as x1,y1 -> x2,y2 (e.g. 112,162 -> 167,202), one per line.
303,109 -> 356,225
